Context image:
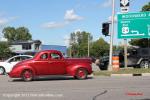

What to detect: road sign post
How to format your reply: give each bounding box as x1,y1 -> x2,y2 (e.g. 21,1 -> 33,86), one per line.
120,0 -> 130,69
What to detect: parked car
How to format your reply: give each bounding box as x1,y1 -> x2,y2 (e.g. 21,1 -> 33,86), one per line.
0,55 -> 33,75
98,48 -> 150,70
9,50 -> 92,81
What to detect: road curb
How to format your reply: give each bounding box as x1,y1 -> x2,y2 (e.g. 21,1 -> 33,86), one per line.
111,73 -> 150,77
111,74 -> 133,77
142,73 -> 150,76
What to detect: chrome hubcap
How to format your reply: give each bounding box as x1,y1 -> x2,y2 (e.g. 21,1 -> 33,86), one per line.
78,70 -> 85,78
24,71 -> 32,79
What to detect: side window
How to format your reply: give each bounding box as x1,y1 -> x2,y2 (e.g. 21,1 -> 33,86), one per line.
9,58 -> 15,63
9,57 -> 21,62
40,53 -> 48,60
21,56 -> 32,60
15,57 -> 22,61
51,53 -> 61,60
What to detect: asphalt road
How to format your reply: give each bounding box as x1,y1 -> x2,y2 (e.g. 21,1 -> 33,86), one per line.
0,75 -> 150,100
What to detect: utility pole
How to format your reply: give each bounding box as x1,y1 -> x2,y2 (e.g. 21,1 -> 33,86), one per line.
69,39 -> 72,57
88,34 -> 90,57
108,0 -> 115,71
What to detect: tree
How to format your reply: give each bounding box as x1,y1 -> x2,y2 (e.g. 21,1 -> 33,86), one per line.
129,39 -> 150,47
129,2 -> 150,47
16,27 -> 32,41
0,42 -> 11,60
142,2 -> 150,11
2,26 -> 32,41
90,37 -> 109,58
69,31 -> 92,57
2,27 -> 16,41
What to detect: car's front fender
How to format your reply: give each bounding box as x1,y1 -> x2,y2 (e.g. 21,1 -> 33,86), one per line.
9,65 -> 35,78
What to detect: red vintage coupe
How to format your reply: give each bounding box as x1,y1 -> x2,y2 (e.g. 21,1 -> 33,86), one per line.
9,50 -> 92,81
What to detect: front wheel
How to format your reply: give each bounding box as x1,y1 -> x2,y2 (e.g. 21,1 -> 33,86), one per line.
140,61 -> 149,69
21,70 -> 33,82
0,66 -> 5,75
75,68 -> 88,80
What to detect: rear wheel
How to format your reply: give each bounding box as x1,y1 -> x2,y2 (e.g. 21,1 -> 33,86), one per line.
75,68 -> 88,80
140,60 -> 149,69
21,70 -> 33,82
0,66 -> 5,75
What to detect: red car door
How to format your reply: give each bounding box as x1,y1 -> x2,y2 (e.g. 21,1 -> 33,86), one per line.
33,53 -> 50,75
48,53 -> 66,75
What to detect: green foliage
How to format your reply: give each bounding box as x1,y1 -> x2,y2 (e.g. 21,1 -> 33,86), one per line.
129,39 -> 150,47
69,31 -> 92,57
16,27 -> 32,41
0,42 -> 11,60
2,26 -> 32,42
68,31 -> 110,58
2,27 -> 16,41
129,2 -> 150,47
90,37 -> 109,58
142,2 -> 150,11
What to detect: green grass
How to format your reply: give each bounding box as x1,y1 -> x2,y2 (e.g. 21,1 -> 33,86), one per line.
93,68 -> 150,76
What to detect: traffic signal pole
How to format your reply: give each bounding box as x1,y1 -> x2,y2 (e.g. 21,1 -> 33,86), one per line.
108,0 -> 115,71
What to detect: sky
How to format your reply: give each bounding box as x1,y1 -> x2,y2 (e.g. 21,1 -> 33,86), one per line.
0,0 -> 149,46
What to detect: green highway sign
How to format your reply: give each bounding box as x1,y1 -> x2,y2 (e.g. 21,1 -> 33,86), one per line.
118,11 -> 150,39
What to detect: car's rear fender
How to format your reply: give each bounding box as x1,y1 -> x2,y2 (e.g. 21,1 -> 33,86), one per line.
66,63 -> 92,76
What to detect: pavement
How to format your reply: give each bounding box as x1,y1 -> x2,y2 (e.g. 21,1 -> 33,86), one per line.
0,75 -> 150,100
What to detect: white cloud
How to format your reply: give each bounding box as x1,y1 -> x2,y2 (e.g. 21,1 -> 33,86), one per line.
64,9 -> 83,22
101,0 -> 112,8
74,29 -> 82,33
0,18 -> 9,26
9,16 -> 19,21
0,16 -> 19,27
41,21 -> 68,29
41,9 -> 83,29
63,35 -> 70,47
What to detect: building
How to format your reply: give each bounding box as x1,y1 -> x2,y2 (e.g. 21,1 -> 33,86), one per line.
9,40 -> 67,56
9,40 -> 41,55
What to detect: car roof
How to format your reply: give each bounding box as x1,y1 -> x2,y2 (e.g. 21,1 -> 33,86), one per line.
11,55 -> 33,58
5,55 -> 33,62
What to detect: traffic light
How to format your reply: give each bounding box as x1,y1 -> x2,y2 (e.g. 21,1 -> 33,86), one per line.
102,22 -> 110,36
